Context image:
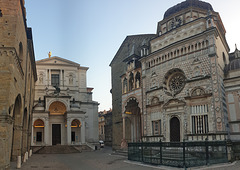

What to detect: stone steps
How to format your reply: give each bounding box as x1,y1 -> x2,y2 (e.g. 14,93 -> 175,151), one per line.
32,146 -> 45,154
36,145 -> 81,154
112,150 -> 128,157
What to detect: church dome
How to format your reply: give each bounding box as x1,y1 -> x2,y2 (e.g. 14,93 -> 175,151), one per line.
164,0 -> 214,19
227,58 -> 240,71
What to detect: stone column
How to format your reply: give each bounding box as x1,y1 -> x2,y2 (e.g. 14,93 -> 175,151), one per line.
49,69 -> 51,86
44,118 -> 49,145
67,118 -> 71,145
60,69 -> 62,86
81,120 -> 85,144
31,122 -> 34,146
121,115 -> 127,149
123,116 -> 126,140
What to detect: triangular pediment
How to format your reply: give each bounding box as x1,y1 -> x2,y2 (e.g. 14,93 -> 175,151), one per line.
36,56 -> 80,67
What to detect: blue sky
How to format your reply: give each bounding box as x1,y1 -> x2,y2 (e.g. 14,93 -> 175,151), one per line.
25,0 -> 240,111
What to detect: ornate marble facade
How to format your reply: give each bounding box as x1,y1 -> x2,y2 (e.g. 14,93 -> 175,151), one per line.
110,0 -> 240,150
32,56 -> 99,146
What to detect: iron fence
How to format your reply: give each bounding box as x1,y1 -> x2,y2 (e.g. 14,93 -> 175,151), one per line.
128,140 -> 228,168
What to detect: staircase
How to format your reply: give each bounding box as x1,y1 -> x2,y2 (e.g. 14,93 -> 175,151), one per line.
36,145 -> 81,154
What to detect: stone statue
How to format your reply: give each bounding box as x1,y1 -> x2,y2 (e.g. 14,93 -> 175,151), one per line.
124,84 -> 127,93
48,51 -> 52,58
69,75 -> 73,85
39,75 -> 43,84
54,86 -> 60,94
136,79 -> 140,88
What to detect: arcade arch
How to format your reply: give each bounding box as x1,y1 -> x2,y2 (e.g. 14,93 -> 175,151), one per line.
122,98 -> 141,144
33,119 -> 45,145
71,119 -> 81,144
11,95 -> 22,161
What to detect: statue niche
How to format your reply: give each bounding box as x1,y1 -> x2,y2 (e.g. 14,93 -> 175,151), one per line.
69,74 -> 73,85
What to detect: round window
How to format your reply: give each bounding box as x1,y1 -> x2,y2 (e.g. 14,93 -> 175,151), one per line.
163,69 -> 186,96
169,73 -> 185,94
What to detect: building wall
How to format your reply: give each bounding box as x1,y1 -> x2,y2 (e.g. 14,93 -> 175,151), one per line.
224,50 -> 240,141
110,35 -> 156,150
0,0 -> 37,169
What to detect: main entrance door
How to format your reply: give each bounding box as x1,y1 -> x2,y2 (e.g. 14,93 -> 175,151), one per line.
52,124 -> 61,145
170,117 -> 180,142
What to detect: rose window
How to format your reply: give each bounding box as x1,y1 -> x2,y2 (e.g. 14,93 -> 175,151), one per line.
169,73 -> 185,93
163,69 -> 186,96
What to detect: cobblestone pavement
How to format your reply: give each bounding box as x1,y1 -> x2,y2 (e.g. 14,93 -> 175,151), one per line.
10,147 -> 240,170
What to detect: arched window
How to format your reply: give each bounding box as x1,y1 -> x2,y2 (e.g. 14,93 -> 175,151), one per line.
135,72 -> 141,88
71,119 -> 81,127
129,72 -> 134,91
34,119 -> 44,127
123,78 -> 128,93
206,40 -> 209,47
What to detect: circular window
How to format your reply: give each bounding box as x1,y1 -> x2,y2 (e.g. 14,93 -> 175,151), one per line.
169,73 -> 185,93
163,69 -> 186,96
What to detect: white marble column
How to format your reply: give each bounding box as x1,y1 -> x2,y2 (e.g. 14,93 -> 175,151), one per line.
81,120 -> 85,144
67,118 -> 71,145
44,118 -> 49,145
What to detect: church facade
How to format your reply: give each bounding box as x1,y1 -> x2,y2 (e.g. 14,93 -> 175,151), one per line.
32,56 -> 99,146
110,0 -> 240,150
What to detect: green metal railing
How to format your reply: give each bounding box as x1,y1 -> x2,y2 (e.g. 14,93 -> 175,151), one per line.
128,139 -> 228,168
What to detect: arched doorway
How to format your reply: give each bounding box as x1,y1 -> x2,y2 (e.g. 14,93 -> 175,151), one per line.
33,119 -> 44,145
71,119 -> 81,144
49,101 -> 66,145
11,95 -> 22,161
170,117 -> 180,142
124,98 -> 141,142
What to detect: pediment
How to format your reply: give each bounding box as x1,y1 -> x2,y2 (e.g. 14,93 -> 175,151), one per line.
36,56 -> 80,67
163,99 -> 186,108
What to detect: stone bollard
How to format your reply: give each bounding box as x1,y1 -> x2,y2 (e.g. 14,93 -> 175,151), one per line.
17,156 -> 21,169
29,149 -> 32,157
26,152 -> 28,160
23,152 -> 27,162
